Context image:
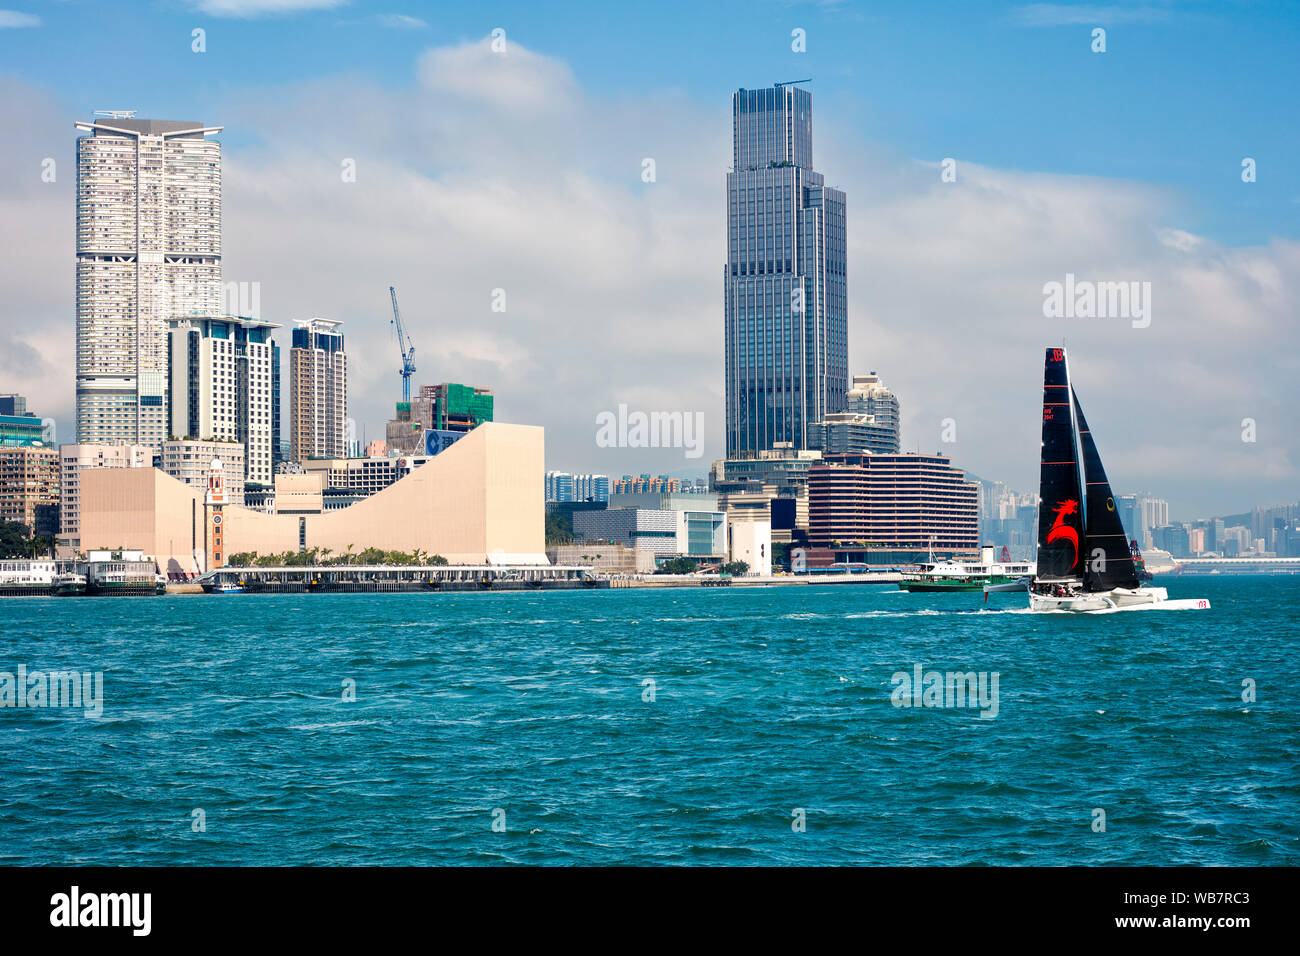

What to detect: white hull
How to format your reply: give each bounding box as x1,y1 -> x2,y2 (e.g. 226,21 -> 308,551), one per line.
983,577 -> 1032,594
1029,586 -> 1210,613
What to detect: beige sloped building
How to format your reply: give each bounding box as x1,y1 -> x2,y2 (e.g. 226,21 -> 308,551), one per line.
78,422 -> 545,577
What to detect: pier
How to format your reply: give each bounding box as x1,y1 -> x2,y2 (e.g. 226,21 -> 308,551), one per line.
195,564 -> 607,593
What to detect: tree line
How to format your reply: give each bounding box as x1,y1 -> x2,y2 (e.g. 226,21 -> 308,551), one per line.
224,547 -> 449,567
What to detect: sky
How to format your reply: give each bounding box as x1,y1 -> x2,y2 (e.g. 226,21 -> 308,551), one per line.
0,0 -> 1297,519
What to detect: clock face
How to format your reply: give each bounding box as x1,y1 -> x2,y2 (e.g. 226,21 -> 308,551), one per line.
212,514 -> 222,526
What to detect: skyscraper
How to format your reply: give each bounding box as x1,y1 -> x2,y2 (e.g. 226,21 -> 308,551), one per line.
74,113 -> 223,449
289,318 -> 347,461
167,314 -> 280,486
724,84 -> 847,457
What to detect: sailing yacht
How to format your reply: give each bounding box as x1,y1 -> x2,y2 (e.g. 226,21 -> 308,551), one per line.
1029,348 -> 1210,613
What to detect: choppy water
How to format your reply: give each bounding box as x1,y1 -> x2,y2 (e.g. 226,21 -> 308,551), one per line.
0,575 -> 1295,865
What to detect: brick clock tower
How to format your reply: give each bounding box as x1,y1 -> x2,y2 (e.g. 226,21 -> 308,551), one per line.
205,457 -> 227,570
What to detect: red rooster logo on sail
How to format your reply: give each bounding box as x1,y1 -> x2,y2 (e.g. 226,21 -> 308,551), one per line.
1048,499 -> 1080,569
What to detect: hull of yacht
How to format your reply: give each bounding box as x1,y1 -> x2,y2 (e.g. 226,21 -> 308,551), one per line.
1028,586 -> 1210,613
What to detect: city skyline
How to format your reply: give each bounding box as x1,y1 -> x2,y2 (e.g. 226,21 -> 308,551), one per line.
1,2 -> 1297,518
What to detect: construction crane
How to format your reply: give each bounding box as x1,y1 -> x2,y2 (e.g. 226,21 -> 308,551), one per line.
388,286 -> 417,405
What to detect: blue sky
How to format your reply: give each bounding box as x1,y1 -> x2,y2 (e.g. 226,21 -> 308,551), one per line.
7,0 -> 1295,243
1,0 -> 1297,518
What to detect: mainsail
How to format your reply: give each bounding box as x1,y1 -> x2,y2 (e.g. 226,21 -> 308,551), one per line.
1072,387 -> 1140,591
1035,348 -> 1085,580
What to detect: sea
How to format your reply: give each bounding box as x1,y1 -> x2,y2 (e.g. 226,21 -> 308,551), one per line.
0,575 -> 1295,866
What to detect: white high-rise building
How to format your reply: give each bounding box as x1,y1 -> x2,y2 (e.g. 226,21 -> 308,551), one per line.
1139,497 -> 1169,542
289,319 -> 347,462
74,113 -> 223,450
845,373 -> 901,451
168,315 -> 280,486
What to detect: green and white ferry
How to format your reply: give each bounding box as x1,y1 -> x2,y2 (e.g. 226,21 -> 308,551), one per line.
0,560 -> 87,596
898,545 -> 1035,593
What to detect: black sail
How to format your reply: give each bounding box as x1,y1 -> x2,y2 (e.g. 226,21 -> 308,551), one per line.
1072,387 -> 1140,591
1035,348 -> 1085,580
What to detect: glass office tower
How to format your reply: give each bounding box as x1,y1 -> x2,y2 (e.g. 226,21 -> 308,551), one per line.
724,85 -> 847,457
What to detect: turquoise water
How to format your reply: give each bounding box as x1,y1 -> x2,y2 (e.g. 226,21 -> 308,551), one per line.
0,576 -> 1295,865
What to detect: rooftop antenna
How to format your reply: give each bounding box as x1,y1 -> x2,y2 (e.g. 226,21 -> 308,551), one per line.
93,110 -> 137,119
774,79 -> 812,86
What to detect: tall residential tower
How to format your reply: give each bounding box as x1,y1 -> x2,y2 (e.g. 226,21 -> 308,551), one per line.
724,85 -> 847,457
167,314 -> 280,486
74,113 -> 223,449
289,318 -> 347,461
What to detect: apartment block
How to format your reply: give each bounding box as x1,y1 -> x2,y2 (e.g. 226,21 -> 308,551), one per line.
0,445 -> 60,537
289,318 -> 347,461
75,114 -> 223,448
168,314 -> 280,485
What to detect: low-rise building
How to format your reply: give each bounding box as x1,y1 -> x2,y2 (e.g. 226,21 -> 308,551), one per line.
0,444 -> 59,537
607,491 -> 719,512
546,542 -> 650,574
611,475 -> 708,495
162,439 -> 246,506
572,507 -> 726,566
1,413 -> 44,447
300,454 -> 450,504
711,446 -> 820,542
729,521 -> 771,576
807,452 -> 978,564
274,473 -> 324,515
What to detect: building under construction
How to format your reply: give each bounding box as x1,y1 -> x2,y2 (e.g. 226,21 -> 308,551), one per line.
386,383 -> 495,455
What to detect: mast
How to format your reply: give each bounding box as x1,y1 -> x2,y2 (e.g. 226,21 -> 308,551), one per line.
1065,350 -> 1086,535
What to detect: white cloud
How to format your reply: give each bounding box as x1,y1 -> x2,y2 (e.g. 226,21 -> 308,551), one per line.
0,9 -> 40,28
417,39 -> 581,113
376,13 -> 427,30
191,0 -> 346,18
1010,3 -> 1175,27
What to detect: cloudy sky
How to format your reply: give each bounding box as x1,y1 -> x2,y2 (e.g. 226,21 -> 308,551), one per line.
0,0 -> 1296,518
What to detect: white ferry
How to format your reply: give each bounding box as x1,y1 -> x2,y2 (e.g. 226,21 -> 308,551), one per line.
84,550 -> 167,596
898,545 -> 1035,593
0,559 -> 59,596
